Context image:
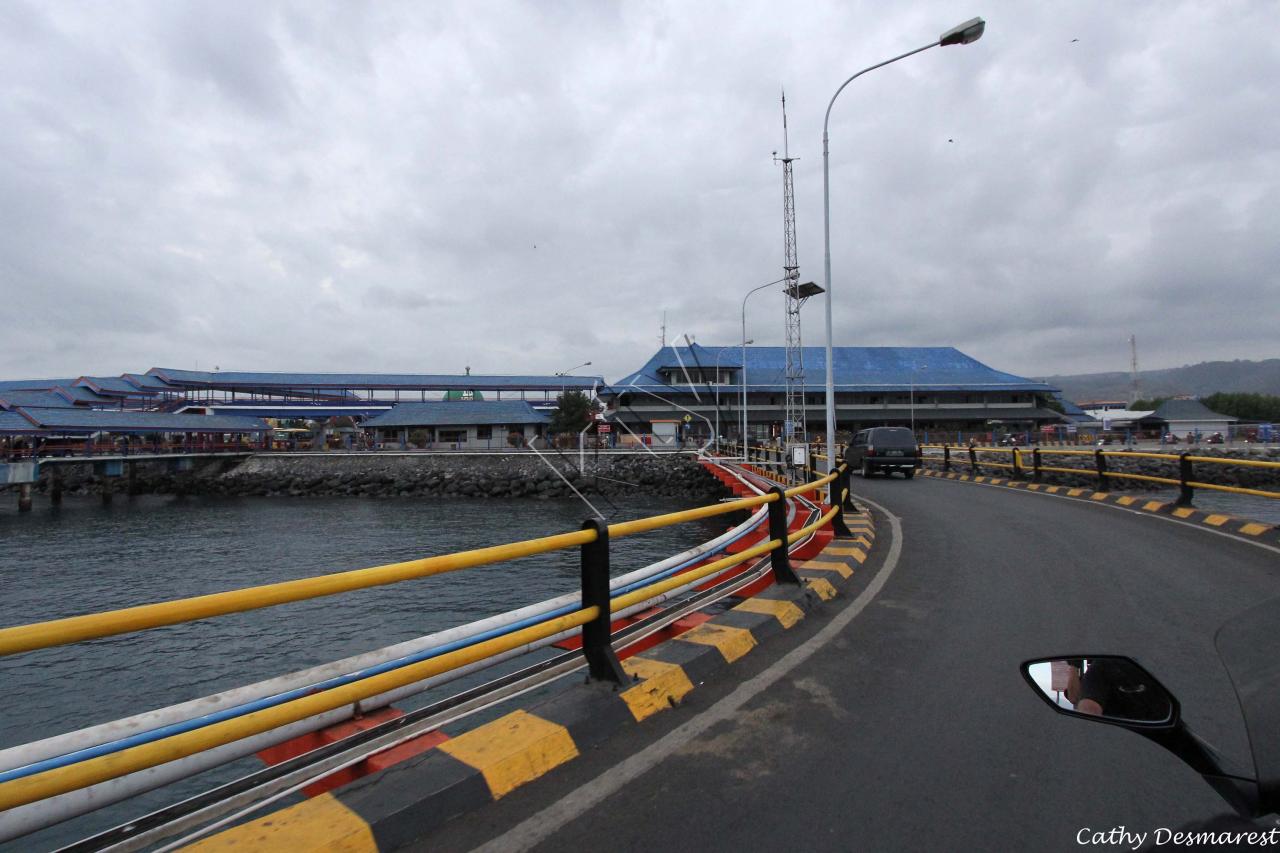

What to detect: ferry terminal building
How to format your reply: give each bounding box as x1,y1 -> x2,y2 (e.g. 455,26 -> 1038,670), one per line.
600,345 -> 1062,444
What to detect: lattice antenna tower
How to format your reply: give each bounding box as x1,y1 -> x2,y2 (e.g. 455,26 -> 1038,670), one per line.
774,89 -> 807,443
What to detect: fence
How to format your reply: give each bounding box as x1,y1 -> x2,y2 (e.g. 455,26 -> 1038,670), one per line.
0,460 -> 849,819
922,445 -> 1280,506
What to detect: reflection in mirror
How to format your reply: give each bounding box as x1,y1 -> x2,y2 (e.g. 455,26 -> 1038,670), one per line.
1024,657 -> 1175,725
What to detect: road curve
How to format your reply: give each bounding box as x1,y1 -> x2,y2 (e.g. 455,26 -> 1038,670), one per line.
418,475 -> 1280,853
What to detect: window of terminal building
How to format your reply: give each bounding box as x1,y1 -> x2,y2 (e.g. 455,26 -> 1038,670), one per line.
438,429 -> 466,443
476,426 -> 492,440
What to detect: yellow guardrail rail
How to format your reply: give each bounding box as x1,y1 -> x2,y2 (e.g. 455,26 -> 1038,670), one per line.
0,608 -> 599,811
0,487 -> 787,658
0,457 -> 858,812
920,444 -> 1280,502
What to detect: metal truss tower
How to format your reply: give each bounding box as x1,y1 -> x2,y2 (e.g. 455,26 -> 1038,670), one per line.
775,91 -> 807,444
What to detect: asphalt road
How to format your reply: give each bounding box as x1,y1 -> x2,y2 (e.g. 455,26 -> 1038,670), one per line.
417,475 -> 1280,853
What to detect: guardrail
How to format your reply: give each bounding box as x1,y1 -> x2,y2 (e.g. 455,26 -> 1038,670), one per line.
0,460 -> 849,815
922,444 -> 1280,506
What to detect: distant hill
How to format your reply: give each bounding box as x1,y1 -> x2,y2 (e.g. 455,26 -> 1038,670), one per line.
1044,359 -> 1280,403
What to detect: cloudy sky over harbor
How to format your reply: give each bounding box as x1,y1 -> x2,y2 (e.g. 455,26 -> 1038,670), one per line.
2,1 -> 1277,384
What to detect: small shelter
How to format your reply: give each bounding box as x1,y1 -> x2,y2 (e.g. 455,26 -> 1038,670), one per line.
361,401 -> 550,450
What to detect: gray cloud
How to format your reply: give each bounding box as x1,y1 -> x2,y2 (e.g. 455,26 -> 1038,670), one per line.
0,1 -> 1277,383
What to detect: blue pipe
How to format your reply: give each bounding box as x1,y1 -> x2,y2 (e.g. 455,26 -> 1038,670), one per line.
1,487 -> 785,783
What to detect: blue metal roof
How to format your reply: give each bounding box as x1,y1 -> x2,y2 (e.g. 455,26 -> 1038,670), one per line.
0,378 -> 79,392
0,390 -> 75,410
54,385 -> 116,404
363,401 -> 551,429
606,345 -> 1056,395
148,367 -> 602,393
122,373 -> 178,391
14,408 -> 269,434
0,411 -> 38,433
77,376 -> 155,396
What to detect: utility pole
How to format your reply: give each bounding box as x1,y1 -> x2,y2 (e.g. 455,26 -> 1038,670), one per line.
776,90 -> 807,447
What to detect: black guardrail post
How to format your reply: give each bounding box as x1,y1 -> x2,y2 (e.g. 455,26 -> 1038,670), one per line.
943,444 -> 951,473
968,445 -> 978,474
579,518 -> 626,684
1011,448 -> 1022,479
1032,447 -> 1042,482
1177,453 -> 1195,506
831,467 -> 856,538
766,486 -> 801,585
1094,449 -> 1109,491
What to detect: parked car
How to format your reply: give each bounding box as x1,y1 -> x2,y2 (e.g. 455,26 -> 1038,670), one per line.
846,427 -> 920,478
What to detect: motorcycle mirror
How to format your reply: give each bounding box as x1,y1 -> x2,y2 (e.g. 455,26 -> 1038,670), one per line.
1021,656 -> 1179,729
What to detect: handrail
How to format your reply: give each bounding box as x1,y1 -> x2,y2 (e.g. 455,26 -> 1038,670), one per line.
785,469 -> 839,498
0,530 -> 595,658
0,489 -> 779,658
920,444 -> 1279,503
0,609 -> 597,812
0,458 -> 855,821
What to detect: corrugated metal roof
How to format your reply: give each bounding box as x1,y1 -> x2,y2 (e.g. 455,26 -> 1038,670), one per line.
77,376 -> 155,396
122,373 -> 177,390
54,385 -> 115,404
606,345 -> 1055,395
0,378 -> 79,392
0,391 -> 75,410
15,408 -> 268,433
0,411 -> 38,433
148,367 -> 602,392
363,401 -> 551,428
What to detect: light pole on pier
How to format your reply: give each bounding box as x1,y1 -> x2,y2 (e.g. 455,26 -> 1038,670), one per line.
820,16 -> 986,483
556,361 -> 592,376
741,274 -> 797,453
715,342 -> 750,453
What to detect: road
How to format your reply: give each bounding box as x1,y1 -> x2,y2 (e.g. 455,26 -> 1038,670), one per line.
416,474 -> 1280,852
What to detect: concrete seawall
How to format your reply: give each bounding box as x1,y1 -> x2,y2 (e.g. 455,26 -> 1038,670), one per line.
7,452 -> 729,503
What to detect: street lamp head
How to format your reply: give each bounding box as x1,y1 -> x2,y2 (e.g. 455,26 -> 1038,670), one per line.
939,17 -> 985,46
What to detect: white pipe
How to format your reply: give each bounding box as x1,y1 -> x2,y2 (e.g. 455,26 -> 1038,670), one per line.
0,476 -> 769,774
1,464 -> 773,842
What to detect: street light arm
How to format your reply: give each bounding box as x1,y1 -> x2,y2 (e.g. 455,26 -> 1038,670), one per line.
822,40 -> 940,134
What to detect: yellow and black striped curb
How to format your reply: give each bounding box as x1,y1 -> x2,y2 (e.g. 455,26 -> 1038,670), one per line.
918,466 -> 1280,546
186,510 -> 878,851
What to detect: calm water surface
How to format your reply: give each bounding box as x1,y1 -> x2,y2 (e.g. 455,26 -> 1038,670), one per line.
0,493 -> 724,850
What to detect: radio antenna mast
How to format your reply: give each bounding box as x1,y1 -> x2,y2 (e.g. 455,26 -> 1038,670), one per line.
775,89 -> 807,444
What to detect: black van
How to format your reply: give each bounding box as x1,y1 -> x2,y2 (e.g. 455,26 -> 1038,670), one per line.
846,427 -> 920,478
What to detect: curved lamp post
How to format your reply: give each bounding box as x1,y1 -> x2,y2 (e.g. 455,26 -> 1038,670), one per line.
821,17 -> 986,483
714,342 -> 750,453
741,274 -> 797,453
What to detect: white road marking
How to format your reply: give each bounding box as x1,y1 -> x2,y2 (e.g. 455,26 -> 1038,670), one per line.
470,495 -> 903,853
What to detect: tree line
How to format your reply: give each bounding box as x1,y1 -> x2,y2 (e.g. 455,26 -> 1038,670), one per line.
1131,393 -> 1280,422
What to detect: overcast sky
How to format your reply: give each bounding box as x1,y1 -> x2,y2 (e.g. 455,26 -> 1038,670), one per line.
2,1 -> 1277,384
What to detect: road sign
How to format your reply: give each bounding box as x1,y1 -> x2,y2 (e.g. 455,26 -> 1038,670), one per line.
597,424 -> 611,433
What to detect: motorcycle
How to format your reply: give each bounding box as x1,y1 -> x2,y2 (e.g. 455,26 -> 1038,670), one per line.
1021,598 -> 1279,824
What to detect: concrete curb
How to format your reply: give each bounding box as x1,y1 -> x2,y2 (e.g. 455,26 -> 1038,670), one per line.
917,466 -> 1280,547
187,507 -> 879,852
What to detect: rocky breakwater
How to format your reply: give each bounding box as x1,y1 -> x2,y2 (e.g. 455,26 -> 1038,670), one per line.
930,446 -> 1280,493
183,453 -> 728,502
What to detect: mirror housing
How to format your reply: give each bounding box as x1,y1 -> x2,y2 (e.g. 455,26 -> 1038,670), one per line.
1021,656 -> 1179,730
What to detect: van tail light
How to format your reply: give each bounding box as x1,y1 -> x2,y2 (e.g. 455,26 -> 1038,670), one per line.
866,445 -> 875,455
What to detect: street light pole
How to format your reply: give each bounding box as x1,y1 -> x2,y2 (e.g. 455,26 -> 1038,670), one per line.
741,275 -> 796,454
821,17 -> 985,483
715,342 -> 750,453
